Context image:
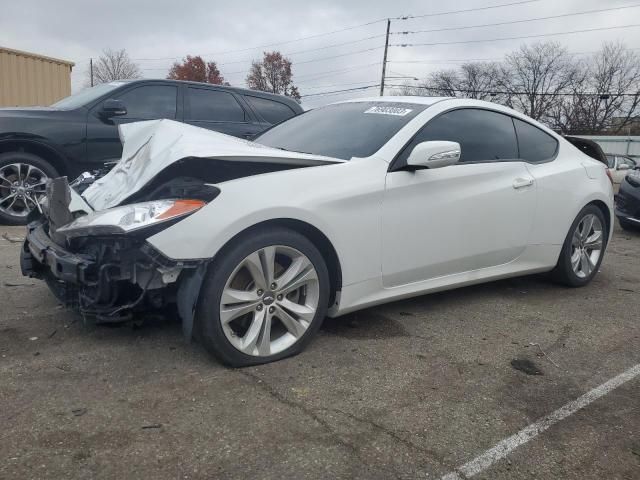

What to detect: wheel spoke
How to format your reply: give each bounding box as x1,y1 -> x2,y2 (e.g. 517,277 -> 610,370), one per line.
275,304 -> 307,338
220,301 -> 260,324
580,215 -> 594,240
280,267 -> 318,295
0,174 -> 11,185
259,246 -> 277,286
0,193 -> 16,206
580,252 -> 591,276
241,310 -> 266,352
571,249 -> 581,270
242,251 -> 268,291
222,288 -> 260,305
584,230 -> 602,250
257,314 -> 272,356
279,298 -> 315,322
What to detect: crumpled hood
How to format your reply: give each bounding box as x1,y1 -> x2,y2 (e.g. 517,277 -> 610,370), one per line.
82,119 -> 344,211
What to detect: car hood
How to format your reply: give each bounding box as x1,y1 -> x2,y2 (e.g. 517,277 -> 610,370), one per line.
81,119 -> 344,211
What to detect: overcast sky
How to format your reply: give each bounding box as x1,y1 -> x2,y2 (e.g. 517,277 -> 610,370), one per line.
2,0 -> 639,107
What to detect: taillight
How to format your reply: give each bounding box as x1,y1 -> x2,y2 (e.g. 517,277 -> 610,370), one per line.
605,168 -> 613,184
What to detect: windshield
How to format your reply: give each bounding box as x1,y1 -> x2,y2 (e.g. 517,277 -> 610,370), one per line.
51,82 -> 128,110
255,101 -> 428,160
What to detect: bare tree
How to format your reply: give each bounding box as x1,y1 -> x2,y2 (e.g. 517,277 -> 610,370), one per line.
88,49 -> 142,86
392,62 -> 502,101
552,42 -> 640,134
499,42 -> 578,122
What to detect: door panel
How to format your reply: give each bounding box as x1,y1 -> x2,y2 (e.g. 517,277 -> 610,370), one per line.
86,84 -> 179,165
382,162 -> 536,287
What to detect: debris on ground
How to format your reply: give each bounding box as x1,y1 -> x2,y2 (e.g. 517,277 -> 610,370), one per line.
4,281 -> 34,287
529,342 -> 560,368
511,359 -> 544,375
2,233 -> 24,243
71,408 -> 87,417
141,424 -> 162,429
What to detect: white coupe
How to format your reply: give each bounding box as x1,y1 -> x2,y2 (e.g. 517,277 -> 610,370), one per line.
22,97 -> 614,366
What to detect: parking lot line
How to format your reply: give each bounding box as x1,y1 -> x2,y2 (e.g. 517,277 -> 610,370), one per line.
441,363 -> 640,480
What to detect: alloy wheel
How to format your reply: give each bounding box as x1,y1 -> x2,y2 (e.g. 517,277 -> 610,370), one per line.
570,213 -> 603,279
0,163 -> 48,217
219,245 -> 320,356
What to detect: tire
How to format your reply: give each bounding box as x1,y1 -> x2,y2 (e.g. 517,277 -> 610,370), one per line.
0,152 -> 59,225
196,227 -> 330,367
551,205 -> 607,287
618,217 -> 639,231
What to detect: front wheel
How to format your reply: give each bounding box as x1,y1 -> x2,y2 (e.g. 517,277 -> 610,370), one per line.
551,205 -> 607,287
196,227 -> 330,367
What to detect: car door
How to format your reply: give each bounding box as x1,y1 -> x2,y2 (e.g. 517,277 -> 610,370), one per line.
381,108 -> 537,287
184,87 -> 262,139
86,84 -> 180,165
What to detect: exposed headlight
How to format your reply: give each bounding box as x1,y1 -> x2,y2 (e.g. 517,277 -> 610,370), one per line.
57,199 -> 205,237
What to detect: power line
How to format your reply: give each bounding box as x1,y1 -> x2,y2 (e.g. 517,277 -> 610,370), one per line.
393,4 -> 640,36
301,84 -> 380,98
122,1 -> 541,62
393,24 -> 640,48
295,62 -> 381,81
385,84 -> 640,97
392,0 -> 540,20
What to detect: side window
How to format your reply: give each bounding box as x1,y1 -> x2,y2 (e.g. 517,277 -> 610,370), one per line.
244,95 -> 296,124
399,108 -> 518,164
513,118 -> 558,163
187,88 -> 246,122
606,155 -> 616,168
115,85 -> 177,119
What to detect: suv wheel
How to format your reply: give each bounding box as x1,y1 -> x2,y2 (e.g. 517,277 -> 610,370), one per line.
0,152 -> 59,225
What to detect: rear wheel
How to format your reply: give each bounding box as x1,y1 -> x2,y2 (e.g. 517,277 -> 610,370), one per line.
0,152 -> 59,225
196,227 -> 330,367
551,205 -> 607,287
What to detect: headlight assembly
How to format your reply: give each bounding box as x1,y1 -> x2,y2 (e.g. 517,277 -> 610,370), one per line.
57,199 -> 205,237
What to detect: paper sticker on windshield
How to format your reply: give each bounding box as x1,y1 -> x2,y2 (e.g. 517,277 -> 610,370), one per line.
364,106 -> 413,116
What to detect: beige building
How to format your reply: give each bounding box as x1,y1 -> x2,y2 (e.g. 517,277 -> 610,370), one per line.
0,46 -> 74,107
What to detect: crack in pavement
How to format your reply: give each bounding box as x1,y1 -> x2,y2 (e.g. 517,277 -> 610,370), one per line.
240,369 -> 402,480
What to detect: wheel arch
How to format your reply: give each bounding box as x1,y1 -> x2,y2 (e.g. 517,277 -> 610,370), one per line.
210,218 -> 343,307
0,139 -> 69,176
587,199 -> 611,239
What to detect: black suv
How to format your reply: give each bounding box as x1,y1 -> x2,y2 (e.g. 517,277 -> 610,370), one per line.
0,79 -> 303,224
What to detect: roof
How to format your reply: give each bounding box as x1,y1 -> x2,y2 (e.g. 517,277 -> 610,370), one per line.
120,78 -> 301,108
336,96 -> 453,105
0,46 -> 74,67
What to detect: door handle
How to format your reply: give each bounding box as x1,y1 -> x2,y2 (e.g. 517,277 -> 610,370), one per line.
513,177 -> 534,189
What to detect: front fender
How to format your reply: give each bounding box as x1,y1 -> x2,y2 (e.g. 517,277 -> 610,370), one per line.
147,158 -> 388,288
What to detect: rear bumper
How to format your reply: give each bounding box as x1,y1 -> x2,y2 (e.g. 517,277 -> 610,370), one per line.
21,222 -> 94,284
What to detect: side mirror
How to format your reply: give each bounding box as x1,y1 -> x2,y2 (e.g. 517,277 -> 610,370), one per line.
100,99 -> 127,118
406,141 -> 461,169
618,163 -> 630,171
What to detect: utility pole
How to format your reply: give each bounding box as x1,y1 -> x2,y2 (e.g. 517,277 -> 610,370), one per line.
90,58 -> 94,87
379,19 -> 391,96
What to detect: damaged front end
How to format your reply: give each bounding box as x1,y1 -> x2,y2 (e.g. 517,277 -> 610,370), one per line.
21,176 -> 209,327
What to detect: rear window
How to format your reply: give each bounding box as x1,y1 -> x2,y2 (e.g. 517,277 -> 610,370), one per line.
245,95 -> 296,124
513,118 -> 558,163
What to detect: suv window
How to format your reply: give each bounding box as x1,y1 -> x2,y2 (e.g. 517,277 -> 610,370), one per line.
187,88 -> 246,122
513,118 -> 558,162
245,95 -> 296,124
606,155 -> 616,168
116,85 -> 177,119
400,108 -> 518,164
618,156 -> 636,169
